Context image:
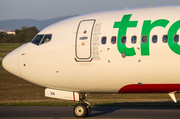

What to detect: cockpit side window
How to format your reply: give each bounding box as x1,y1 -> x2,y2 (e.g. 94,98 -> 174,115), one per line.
40,34 -> 52,44
31,35 -> 44,45
31,34 -> 52,45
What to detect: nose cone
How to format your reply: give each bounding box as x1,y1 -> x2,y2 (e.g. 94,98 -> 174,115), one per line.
2,48 -> 21,77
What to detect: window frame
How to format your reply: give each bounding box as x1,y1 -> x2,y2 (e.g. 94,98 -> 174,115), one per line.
131,36 -> 137,44
121,36 -> 127,44
152,35 -> 158,43
101,36 -> 107,45
111,36 -> 116,44
31,34 -> 52,46
173,34 -> 179,43
40,34 -> 52,45
141,35 -> 147,44
31,34 -> 44,45
162,35 -> 168,43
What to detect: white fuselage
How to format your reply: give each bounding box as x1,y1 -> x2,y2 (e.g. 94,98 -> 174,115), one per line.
3,5 -> 180,93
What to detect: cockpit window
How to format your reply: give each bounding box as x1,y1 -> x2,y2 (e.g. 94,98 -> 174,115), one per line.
31,34 -> 52,45
31,35 -> 44,45
40,34 -> 52,44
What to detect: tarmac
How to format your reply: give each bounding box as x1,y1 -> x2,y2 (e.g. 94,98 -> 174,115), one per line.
0,106 -> 180,119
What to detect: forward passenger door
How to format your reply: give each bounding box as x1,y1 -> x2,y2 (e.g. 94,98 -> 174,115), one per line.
75,19 -> 95,62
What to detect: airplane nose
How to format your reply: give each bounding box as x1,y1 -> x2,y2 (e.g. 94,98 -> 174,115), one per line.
2,48 -> 21,77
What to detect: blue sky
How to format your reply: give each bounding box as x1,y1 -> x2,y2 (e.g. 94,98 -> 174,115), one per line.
1,0 -> 180,21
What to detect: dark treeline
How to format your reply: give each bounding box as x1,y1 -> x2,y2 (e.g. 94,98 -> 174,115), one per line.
0,26 -> 39,43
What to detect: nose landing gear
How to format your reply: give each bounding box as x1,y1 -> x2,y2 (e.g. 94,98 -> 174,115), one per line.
73,93 -> 91,117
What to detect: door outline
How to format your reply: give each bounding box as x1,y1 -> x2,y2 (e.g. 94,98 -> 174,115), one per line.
75,19 -> 96,62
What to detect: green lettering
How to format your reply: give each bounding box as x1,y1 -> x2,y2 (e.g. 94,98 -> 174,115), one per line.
141,19 -> 169,56
113,14 -> 138,56
167,20 -> 180,55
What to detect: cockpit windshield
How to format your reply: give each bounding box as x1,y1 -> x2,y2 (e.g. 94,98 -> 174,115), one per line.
31,34 -> 52,45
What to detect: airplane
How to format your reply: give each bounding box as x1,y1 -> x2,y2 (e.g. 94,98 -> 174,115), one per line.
2,5 -> 180,117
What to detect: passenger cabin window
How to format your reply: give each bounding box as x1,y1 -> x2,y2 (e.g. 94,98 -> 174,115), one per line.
163,35 -> 168,43
121,36 -> 126,44
131,36 -> 137,44
31,34 -> 52,45
111,36 -> 116,44
174,35 -> 179,43
101,36 -> 107,44
152,35 -> 157,43
142,35 -> 147,43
